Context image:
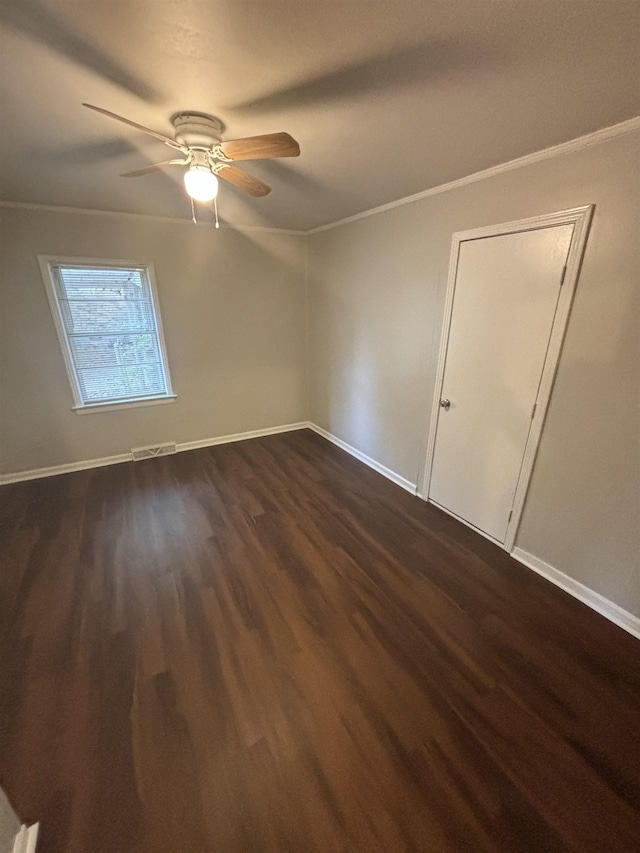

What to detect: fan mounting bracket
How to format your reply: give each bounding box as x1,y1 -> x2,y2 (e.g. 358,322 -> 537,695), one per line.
211,145 -> 233,163
210,161 -> 230,175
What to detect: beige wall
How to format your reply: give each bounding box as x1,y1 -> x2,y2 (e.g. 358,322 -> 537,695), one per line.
0,208 -> 307,474
307,131 -> 640,617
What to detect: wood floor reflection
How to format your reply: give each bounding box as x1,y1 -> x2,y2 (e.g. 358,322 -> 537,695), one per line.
1,429 -> 639,852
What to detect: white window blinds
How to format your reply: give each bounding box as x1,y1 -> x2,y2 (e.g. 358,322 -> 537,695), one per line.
45,261 -> 173,408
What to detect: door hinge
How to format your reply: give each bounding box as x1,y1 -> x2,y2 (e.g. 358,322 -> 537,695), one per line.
559,264 -> 568,286
531,402 -> 537,419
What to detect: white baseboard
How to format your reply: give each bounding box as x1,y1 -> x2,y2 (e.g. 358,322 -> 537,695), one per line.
307,423 -> 417,494
177,422 -> 308,452
0,422 -> 309,485
0,452 -> 132,485
12,823 -> 39,853
512,547 -> 640,641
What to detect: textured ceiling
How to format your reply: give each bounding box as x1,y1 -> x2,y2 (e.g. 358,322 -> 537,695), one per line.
0,0 -> 638,231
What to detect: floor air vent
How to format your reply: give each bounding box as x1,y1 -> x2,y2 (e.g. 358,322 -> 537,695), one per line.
131,442 -> 177,461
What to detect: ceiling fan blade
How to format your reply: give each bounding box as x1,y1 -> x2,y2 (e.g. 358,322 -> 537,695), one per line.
220,132 -> 300,161
217,165 -> 271,197
121,159 -> 189,177
83,103 -> 184,150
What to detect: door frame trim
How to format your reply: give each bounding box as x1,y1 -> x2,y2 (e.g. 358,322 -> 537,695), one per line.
420,205 -> 594,552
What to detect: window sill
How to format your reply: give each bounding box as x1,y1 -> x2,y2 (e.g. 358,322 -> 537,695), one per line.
73,395 -> 177,415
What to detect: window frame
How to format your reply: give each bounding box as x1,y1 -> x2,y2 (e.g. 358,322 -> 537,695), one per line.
38,255 -> 176,413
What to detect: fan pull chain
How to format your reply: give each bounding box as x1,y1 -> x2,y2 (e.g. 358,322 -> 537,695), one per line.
190,196 -> 197,225
214,197 -> 220,229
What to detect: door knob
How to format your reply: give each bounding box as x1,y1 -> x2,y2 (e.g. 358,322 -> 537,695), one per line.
440,398 -> 451,411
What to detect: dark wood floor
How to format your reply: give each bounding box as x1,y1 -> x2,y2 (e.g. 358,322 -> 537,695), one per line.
1,429 -> 639,852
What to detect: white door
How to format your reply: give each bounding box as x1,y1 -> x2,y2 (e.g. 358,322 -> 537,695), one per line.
429,224 -> 574,544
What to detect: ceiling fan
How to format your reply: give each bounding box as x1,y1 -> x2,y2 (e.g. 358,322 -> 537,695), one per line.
82,103 -> 300,218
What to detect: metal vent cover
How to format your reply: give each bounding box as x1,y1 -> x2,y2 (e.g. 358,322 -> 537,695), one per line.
131,442 -> 177,461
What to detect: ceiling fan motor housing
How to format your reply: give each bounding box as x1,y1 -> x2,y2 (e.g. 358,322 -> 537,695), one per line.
172,113 -> 224,149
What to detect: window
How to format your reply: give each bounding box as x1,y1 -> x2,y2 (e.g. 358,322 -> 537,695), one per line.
40,257 -> 175,411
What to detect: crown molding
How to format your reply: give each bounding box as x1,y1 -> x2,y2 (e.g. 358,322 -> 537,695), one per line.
0,199 -> 306,236
306,116 -> 640,235
2,117 -> 638,237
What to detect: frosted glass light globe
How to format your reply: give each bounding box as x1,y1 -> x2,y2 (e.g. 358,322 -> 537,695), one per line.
184,166 -> 219,202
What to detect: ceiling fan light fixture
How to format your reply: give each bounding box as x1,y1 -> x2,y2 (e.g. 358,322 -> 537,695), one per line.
184,165 -> 219,202
82,105 -> 299,204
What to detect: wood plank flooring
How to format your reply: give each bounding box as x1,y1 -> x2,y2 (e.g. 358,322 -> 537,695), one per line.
1,428 -> 639,852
